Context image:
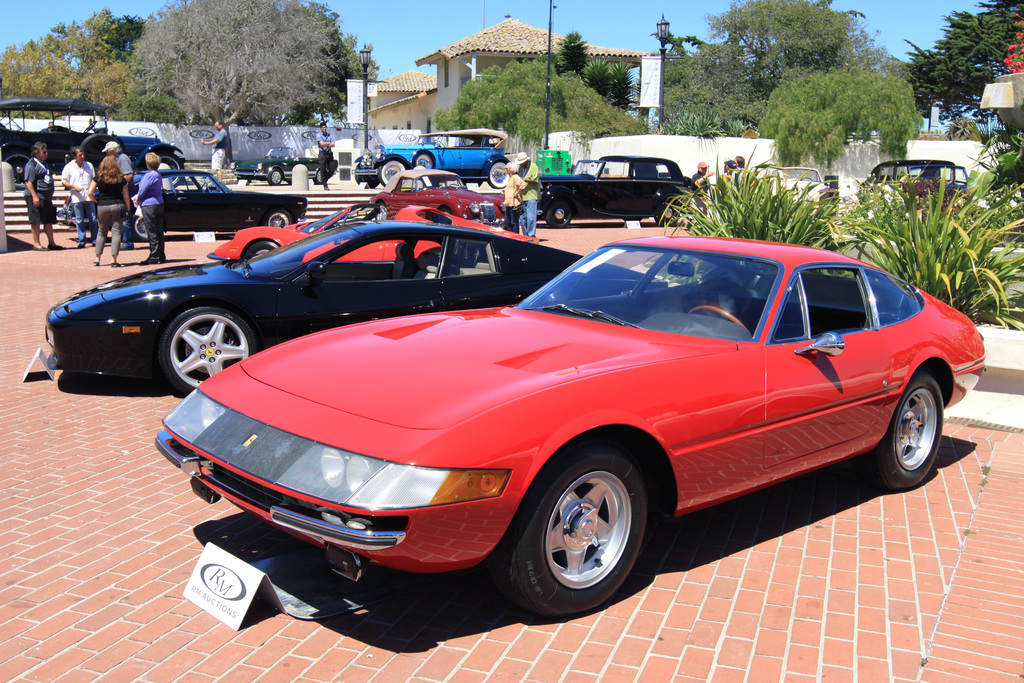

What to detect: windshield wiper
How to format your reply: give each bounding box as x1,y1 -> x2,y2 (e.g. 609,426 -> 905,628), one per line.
241,259 -> 252,277
541,303 -> 637,327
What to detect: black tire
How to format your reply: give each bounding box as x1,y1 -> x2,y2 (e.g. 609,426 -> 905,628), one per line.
81,133 -> 117,161
130,215 -> 148,242
364,177 -> 380,189
4,152 -> 29,185
158,306 -> 258,394
856,371 -> 943,491
378,160 -> 405,185
487,440 -> 647,616
242,239 -> 279,258
262,207 -> 293,228
544,199 -> 573,229
267,167 -> 285,185
655,200 -> 676,228
159,155 -> 182,170
313,167 -> 325,185
437,205 -> 453,215
413,152 -> 435,169
374,201 -> 389,220
488,160 -> 509,189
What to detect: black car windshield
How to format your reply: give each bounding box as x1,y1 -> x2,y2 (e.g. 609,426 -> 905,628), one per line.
518,246 -> 780,341
237,225 -> 361,278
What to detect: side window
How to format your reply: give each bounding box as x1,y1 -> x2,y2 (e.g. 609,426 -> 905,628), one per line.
864,270 -> 922,326
442,238 -> 497,277
773,277 -> 808,342
799,268 -> 870,335
324,238 -> 442,281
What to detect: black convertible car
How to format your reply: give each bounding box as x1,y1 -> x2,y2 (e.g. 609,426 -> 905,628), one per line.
540,156 -> 694,228
45,221 -> 579,393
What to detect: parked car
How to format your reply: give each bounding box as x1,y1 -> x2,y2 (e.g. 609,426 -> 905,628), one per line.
0,97 -> 185,185
539,155 -> 694,228
155,236 -> 984,616
46,220 -> 578,393
356,128 -> 510,189
868,160 -> 968,189
211,202 -> 529,260
231,147 -> 323,185
125,170 -> 307,240
371,167 -> 504,225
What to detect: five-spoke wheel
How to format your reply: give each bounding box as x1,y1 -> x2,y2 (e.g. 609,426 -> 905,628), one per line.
158,307 -> 258,394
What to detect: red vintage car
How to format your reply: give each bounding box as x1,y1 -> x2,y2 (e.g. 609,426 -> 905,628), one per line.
212,203 -> 528,260
158,236 -> 985,616
371,167 -> 504,225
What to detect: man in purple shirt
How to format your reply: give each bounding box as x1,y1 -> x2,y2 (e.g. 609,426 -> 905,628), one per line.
135,153 -> 166,265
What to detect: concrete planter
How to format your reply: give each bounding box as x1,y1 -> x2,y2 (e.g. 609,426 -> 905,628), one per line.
981,73 -> 1024,129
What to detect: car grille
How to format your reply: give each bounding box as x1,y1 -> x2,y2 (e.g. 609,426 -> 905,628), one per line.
480,203 -> 496,222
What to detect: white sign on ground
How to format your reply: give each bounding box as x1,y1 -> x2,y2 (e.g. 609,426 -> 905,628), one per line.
184,542 -> 285,630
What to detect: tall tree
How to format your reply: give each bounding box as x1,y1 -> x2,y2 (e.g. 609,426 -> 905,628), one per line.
133,0 -> 364,125
556,31 -> 589,77
434,60 -> 644,144
761,69 -> 919,167
906,1 -> 1020,122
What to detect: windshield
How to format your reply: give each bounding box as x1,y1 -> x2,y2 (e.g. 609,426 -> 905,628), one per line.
423,175 -> 467,190
267,147 -> 295,158
572,160 -> 603,176
519,246 -> 780,340
239,225 -> 361,277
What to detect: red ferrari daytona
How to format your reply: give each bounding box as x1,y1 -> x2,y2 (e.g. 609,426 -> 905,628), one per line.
158,236 -> 985,616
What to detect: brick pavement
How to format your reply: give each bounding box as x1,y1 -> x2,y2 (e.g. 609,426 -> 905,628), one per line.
2,226 -> 1023,682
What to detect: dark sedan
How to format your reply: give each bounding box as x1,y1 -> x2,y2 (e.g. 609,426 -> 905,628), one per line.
46,221 -> 579,393
128,170 -> 307,240
540,155 -> 694,228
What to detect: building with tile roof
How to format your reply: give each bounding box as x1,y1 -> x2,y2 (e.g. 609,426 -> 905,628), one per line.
367,18 -> 648,132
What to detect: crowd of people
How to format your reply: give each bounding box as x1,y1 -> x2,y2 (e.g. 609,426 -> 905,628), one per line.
22,141 -> 166,265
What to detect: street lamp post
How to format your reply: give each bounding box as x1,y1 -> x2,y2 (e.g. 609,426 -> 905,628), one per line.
359,45 -> 372,152
657,16 -> 670,132
544,0 -> 554,150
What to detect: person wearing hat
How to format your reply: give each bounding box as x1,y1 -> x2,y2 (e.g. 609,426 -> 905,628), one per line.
501,162 -> 525,233
103,141 -> 136,249
316,122 -> 337,190
724,159 -> 738,175
514,152 -> 540,242
692,161 -> 714,190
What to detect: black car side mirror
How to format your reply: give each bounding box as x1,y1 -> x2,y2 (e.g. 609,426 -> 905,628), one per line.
305,261 -> 326,285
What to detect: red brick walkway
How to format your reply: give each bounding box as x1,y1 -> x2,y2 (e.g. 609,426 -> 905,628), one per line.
2,227 -> 1022,682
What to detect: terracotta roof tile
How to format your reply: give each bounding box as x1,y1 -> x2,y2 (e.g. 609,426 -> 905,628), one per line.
376,71 -> 437,94
415,18 -> 648,65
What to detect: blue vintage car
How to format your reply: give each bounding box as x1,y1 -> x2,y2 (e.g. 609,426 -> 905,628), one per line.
355,128 -> 509,190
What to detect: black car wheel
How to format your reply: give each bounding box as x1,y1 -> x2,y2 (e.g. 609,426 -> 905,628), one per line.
655,200 -> 677,227
363,177 -> 380,189
379,160 -> 405,185
857,370 -> 943,491
487,440 -> 647,616
544,199 -> 573,229
4,153 -> 29,184
374,201 -> 389,220
413,152 -> 435,169
158,306 -> 258,394
242,239 -> 279,258
267,167 -> 285,185
128,215 -> 148,242
437,205 -> 453,215
159,155 -> 182,170
488,161 -> 509,189
81,133 -> 118,160
262,208 -> 293,228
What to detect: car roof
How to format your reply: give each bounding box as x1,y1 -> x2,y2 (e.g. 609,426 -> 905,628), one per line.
423,129 -> 506,140
598,155 -> 677,164
382,167 -> 460,193
0,97 -> 109,114
607,235 -> 866,270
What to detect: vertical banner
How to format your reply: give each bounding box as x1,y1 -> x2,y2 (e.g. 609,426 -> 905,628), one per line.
930,105 -> 941,129
347,79 -> 365,125
640,56 -> 662,109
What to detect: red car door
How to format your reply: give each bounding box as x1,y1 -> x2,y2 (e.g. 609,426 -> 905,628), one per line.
762,267 -> 893,468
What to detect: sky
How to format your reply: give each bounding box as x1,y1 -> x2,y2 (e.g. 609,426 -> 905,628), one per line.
0,0 -> 988,84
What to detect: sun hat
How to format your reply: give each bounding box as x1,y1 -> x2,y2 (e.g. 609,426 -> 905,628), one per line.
102,141 -> 121,153
514,152 -> 530,164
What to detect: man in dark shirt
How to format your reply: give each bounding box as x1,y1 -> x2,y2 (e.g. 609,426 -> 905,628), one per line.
23,142 -> 62,250
316,123 -> 337,189
692,161 -> 713,189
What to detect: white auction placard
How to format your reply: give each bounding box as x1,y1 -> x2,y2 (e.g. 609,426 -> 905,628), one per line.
184,542 -> 285,630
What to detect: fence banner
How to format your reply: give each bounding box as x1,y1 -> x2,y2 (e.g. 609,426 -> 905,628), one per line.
347,79 -> 365,125
640,56 -> 662,109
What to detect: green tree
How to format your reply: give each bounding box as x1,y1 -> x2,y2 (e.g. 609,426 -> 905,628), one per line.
433,60 -> 645,145
664,0 -> 897,127
906,1 -> 1020,122
760,69 -> 919,167
556,31 -> 589,77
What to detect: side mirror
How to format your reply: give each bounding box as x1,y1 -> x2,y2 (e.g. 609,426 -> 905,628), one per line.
305,261 -> 326,285
795,331 -> 845,357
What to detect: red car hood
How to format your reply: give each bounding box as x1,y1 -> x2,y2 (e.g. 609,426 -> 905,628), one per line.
238,307 -> 738,430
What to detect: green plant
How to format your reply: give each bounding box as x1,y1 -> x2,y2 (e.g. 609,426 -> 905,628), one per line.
848,182 -> 1024,329
664,166 -> 842,249
662,107 -> 749,139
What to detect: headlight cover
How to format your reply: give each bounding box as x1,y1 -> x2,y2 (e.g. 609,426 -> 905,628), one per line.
469,201 -> 481,216
163,391 -> 510,510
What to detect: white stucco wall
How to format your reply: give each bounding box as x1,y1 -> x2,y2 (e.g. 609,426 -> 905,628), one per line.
372,93 -> 438,131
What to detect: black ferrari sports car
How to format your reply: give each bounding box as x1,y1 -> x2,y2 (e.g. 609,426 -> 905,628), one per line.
45,221 -> 580,393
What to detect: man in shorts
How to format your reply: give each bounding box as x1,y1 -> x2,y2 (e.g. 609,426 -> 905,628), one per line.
201,121 -> 229,181
23,142 -> 62,250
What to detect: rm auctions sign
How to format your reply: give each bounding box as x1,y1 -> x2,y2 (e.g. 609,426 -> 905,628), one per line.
184,543 -> 285,630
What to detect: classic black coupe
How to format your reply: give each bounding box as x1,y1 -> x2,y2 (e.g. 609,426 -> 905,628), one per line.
127,170 -> 307,240
46,221 -> 579,393
539,155 -> 694,228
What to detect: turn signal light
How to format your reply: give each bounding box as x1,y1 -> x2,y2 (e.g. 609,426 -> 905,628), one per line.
429,470 -> 511,505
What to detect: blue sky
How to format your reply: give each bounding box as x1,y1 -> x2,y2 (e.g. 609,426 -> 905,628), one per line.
0,0 -> 986,83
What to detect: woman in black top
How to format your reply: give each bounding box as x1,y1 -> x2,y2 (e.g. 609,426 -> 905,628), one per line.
90,155 -> 132,267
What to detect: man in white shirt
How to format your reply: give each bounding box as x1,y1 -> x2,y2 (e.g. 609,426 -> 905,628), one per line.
61,146 -> 98,247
